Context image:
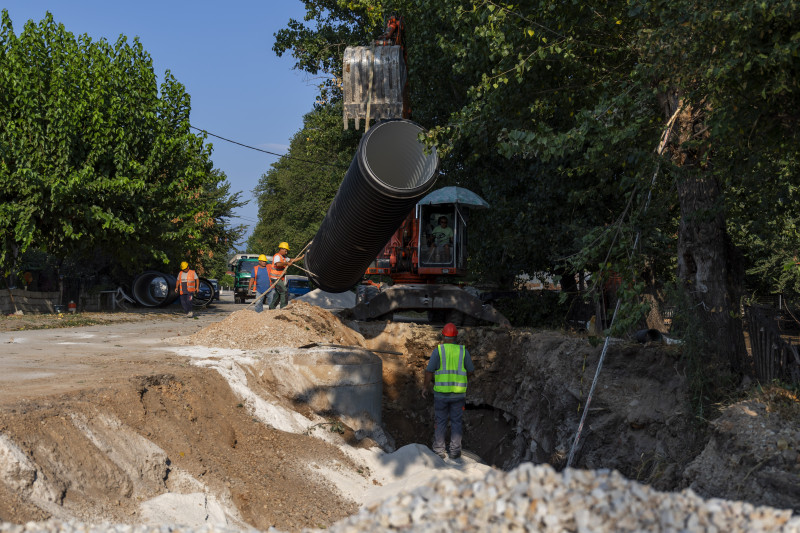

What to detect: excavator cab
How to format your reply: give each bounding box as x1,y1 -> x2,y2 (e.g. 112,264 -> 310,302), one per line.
418,205 -> 467,272
342,16 -> 409,130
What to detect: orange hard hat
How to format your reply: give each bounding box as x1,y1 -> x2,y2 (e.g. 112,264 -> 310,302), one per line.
442,323 -> 458,337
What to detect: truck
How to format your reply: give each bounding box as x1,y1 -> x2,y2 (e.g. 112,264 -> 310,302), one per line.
227,254 -> 268,304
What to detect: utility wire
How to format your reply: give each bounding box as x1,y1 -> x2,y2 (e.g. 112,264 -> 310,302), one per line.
566,104 -> 683,468
190,125 -> 349,170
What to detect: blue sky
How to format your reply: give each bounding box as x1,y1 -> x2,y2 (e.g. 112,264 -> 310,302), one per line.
2,1 -> 321,246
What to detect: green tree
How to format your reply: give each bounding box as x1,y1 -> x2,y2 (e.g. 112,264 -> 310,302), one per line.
0,11 -> 241,281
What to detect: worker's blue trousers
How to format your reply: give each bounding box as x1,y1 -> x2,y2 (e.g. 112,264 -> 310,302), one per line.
432,394 -> 465,457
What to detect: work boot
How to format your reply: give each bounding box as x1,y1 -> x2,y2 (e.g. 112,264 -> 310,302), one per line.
187,311 -> 193,318
434,450 -> 446,459
449,451 -> 461,460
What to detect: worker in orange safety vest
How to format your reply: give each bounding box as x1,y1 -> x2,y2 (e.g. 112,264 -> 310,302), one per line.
174,261 -> 198,317
268,242 -> 304,309
250,254 -> 273,312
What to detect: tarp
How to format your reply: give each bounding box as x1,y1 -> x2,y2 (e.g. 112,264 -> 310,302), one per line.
417,186 -> 489,209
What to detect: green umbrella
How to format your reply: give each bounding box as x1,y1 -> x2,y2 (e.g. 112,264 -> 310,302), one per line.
417,186 -> 490,209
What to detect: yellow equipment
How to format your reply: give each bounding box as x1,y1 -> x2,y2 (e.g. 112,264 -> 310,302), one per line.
180,261 -> 188,270
258,254 -> 267,261
278,242 -> 290,251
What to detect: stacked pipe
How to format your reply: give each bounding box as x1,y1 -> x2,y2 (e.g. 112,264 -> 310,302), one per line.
131,271 -> 213,308
306,119 -> 439,293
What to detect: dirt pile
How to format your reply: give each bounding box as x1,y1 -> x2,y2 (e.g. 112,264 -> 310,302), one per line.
0,370 -> 359,530
684,389 -> 800,510
179,301 -> 365,350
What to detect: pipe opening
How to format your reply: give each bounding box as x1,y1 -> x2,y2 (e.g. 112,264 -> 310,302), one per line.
132,271 -> 178,307
362,120 -> 438,192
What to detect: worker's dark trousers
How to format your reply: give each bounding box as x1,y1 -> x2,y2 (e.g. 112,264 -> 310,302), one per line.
179,293 -> 193,314
269,279 -> 288,309
433,394 -> 465,457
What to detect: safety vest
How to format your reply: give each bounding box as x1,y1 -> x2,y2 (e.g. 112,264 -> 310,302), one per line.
268,253 -> 286,280
253,263 -> 270,290
433,343 -> 468,393
175,270 -> 198,294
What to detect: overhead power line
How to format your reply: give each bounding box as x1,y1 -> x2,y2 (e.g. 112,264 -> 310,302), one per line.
190,125 -> 348,170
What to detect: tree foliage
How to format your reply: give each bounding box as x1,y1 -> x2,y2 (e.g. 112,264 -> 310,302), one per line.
0,11 -> 243,280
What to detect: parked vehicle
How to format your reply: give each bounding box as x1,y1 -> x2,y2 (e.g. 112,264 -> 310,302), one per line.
207,279 -> 220,301
285,275 -> 312,301
227,254 -> 266,304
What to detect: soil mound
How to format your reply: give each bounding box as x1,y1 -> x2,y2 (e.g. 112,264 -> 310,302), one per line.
179,300 -> 365,350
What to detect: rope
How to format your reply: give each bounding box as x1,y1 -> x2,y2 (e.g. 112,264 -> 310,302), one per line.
246,240 -> 313,309
364,46 -> 374,133
566,105 -> 682,468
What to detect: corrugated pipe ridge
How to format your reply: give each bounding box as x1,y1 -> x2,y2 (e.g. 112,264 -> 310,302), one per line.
306,119 -> 438,293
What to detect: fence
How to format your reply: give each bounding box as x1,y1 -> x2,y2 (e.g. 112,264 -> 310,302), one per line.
0,289 -> 60,314
744,305 -> 800,385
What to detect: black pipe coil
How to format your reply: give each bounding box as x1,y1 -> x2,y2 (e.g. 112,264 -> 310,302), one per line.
306,119 -> 438,293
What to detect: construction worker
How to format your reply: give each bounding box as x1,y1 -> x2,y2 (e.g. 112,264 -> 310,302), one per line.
249,254 -> 273,312
422,322 -> 474,460
174,261 -> 198,317
268,242 -> 304,310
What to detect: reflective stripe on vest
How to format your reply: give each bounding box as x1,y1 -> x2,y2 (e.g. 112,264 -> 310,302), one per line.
268,253 -> 285,279
433,343 -> 467,393
175,270 -> 197,294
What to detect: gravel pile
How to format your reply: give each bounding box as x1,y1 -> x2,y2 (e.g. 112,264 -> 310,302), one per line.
327,463 -> 800,532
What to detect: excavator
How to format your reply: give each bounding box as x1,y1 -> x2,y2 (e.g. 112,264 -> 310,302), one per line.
304,16 -> 509,327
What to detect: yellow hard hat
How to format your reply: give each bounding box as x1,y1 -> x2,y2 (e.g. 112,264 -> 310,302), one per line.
278,241 -> 290,251
258,254 -> 267,261
180,261 -> 189,270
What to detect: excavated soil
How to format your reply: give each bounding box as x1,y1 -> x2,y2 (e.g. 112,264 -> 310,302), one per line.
1,297 -> 799,531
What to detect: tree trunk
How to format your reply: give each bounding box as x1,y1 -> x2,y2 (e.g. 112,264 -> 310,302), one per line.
663,95 -> 746,371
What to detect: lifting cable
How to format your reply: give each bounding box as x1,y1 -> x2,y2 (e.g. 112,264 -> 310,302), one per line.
566,104 -> 683,468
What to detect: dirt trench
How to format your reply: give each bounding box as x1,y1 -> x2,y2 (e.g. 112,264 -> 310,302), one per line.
358,322 -> 705,487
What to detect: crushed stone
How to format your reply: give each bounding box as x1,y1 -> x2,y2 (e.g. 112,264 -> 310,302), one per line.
326,462 -> 800,532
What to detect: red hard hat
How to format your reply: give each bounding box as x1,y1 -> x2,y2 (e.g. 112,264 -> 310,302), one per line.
442,323 -> 458,337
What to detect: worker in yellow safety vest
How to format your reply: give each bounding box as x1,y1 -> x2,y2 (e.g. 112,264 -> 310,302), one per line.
422,322 -> 474,460
174,261 -> 198,318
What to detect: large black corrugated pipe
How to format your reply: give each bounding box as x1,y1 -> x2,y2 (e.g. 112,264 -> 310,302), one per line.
306,119 -> 438,293
131,271 -> 179,307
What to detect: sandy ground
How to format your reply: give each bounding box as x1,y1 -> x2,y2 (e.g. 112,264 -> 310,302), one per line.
0,292 -> 491,531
